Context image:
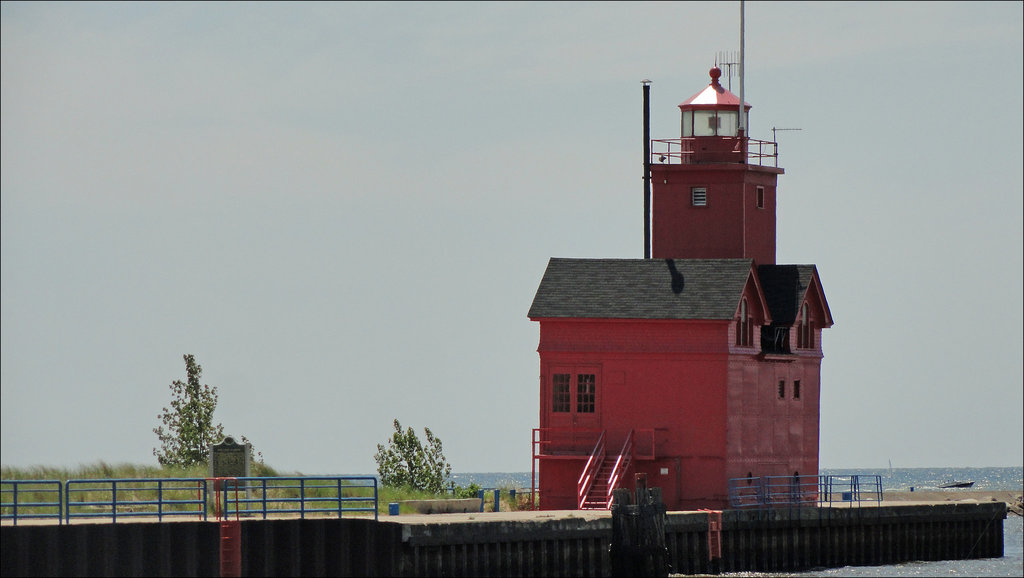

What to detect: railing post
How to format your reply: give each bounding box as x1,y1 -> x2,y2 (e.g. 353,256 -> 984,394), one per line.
260,478 -> 268,519
11,483 -> 18,526
337,479 -> 343,518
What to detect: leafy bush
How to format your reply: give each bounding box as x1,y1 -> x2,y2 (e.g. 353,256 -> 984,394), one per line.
454,483 -> 482,499
374,419 -> 452,493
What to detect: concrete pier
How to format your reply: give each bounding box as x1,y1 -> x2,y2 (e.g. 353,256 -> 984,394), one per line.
395,502 -> 1007,576
0,502 -> 1007,576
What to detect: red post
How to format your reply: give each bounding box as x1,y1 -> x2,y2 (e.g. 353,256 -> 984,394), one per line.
220,520 -> 241,577
210,478 -> 242,577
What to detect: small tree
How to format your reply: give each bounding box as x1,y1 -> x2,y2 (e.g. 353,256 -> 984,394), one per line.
153,354 -> 225,468
374,419 -> 452,492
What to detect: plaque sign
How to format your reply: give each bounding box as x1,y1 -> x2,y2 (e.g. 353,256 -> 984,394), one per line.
209,436 -> 251,480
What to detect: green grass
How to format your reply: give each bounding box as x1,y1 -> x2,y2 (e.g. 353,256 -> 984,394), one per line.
1,460 -> 280,481
1,461 -> 367,520
2,462 -> 530,518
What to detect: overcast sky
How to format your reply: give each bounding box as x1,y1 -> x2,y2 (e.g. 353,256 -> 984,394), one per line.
2,2 -> 1021,476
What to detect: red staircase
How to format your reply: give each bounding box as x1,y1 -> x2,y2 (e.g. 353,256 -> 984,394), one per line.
580,457 -> 618,509
579,430 -> 635,510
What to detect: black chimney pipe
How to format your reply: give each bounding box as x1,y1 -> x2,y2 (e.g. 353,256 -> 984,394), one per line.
643,80 -> 651,259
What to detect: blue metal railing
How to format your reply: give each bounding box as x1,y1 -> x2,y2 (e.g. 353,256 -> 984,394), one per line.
2,480 -> 64,525
216,476 -> 378,521
821,474 -> 883,504
728,474 -> 883,509
1,476 -> 380,524
65,478 -> 208,523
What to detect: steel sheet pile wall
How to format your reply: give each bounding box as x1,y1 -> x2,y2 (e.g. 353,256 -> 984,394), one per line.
0,521 -> 220,577
400,516 -> 612,577
679,503 -> 1007,574
240,518 -> 402,577
1,502 -> 1007,577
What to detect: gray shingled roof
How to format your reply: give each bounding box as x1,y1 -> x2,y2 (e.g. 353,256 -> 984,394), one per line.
757,264 -> 817,325
528,258 -> 754,320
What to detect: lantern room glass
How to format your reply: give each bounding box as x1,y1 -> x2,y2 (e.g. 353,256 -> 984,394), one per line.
693,110 -> 717,136
681,109 -> 748,137
718,111 -> 738,136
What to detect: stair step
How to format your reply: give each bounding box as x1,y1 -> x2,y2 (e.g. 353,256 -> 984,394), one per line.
579,449 -> 631,511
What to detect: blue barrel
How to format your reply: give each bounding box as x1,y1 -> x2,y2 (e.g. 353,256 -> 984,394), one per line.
388,502 -> 400,516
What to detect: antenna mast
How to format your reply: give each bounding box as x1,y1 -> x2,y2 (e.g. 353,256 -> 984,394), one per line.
739,0 -> 746,137
715,51 -> 740,92
771,127 -> 803,167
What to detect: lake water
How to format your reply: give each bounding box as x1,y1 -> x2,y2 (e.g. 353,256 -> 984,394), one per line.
447,466 -> 1023,494
450,467 -> 1023,577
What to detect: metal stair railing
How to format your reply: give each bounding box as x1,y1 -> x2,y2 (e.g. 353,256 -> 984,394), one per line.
576,431 -> 606,510
604,430 -> 634,509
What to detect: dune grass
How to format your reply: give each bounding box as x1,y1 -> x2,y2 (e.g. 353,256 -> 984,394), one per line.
2,462 -> 529,517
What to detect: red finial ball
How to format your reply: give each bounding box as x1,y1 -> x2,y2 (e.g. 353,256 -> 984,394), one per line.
709,66 -> 722,81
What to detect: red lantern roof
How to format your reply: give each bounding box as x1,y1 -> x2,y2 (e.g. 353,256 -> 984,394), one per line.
679,67 -> 751,110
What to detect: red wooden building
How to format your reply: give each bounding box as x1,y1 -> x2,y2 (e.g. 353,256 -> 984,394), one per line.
528,68 -> 833,511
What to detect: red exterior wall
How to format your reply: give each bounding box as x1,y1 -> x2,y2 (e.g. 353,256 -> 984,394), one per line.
536,319 -> 731,509
535,312 -> 825,510
651,163 -> 783,265
724,354 -> 822,483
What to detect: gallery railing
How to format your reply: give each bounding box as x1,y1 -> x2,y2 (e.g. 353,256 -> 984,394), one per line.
650,137 -> 779,167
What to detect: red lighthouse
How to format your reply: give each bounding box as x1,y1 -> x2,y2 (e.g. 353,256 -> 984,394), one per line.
528,68 -> 833,511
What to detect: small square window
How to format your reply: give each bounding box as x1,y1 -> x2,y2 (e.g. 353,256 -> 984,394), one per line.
756,187 -> 765,209
777,380 -> 785,399
793,380 -> 801,400
692,187 -> 707,207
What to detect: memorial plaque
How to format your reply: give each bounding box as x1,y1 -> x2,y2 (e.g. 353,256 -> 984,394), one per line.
209,436 -> 251,479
